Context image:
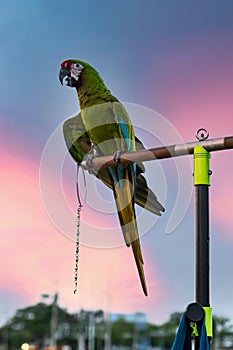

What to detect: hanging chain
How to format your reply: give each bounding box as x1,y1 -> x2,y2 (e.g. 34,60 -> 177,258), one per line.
73,163 -> 83,294
74,203 -> 82,294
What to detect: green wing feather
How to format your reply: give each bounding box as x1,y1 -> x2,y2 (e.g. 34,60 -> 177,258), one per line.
63,113 -> 164,215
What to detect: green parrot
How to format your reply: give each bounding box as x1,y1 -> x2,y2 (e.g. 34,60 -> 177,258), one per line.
59,59 -> 164,296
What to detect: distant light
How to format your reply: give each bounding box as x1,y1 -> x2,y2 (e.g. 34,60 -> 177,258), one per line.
21,343 -> 30,350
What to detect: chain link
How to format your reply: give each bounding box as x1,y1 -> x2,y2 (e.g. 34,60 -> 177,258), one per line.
74,204 -> 82,294
74,164 -> 83,294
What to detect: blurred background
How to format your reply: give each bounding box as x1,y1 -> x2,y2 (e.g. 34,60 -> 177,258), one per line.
1,1 -> 233,346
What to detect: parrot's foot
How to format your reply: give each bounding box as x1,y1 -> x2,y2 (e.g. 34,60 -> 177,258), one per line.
113,150 -> 123,164
84,154 -> 96,174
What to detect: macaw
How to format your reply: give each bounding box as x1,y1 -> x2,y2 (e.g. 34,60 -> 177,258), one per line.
59,59 -> 164,296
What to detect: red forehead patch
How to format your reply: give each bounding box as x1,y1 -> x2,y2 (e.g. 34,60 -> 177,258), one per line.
61,60 -> 72,69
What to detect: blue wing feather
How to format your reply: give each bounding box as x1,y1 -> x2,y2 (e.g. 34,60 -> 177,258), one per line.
119,119 -> 136,182
108,119 -> 136,190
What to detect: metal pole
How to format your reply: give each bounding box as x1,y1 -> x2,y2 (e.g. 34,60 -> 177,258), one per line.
196,185 -> 210,307
77,310 -> 86,350
50,293 -> 58,350
194,143 -> 212,349
88,312 -> 95,350
81,135 -> 233,170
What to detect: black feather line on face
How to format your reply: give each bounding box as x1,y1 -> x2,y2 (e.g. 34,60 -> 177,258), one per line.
65,76 -> 79,88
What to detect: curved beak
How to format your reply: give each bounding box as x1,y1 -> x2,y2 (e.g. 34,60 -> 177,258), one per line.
59,66 -> 71,85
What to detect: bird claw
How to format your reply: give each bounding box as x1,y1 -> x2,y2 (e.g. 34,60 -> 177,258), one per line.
83,154 -> 96,174
113,150 -> 123,164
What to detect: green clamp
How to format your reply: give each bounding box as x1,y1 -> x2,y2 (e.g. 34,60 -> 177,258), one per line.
191,307 -> 213,337
194,146 -> 211,186
204,307 -> 213,337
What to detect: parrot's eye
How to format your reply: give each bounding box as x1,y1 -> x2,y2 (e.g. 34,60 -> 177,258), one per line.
59,61 -> 84,87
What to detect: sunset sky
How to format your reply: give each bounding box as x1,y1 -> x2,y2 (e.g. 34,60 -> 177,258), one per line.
1,0 -> 233,326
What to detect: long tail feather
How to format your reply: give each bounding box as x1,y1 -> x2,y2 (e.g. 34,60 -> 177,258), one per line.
111,165 -> 148,295
131,239 -> 148,296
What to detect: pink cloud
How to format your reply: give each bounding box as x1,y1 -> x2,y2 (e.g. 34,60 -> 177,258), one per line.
0,133 -> 166,321
1,164 -> 47,231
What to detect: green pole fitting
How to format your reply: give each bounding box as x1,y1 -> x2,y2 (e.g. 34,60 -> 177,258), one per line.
194,145 -> 211,186
191,307 -> 213,337
203,306 -> 213,337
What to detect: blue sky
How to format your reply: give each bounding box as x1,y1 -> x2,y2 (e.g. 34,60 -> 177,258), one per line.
1,0 -> 233,326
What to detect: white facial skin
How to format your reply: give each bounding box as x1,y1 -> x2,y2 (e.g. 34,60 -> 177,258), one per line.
70,62 -> 84,81
65,62 -> 84,87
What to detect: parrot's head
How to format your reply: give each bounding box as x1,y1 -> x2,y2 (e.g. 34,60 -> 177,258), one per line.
59,59 -> 85,87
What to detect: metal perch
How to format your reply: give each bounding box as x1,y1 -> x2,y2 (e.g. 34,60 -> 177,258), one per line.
81,134 -> 233,169
81,130 -> 233,349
